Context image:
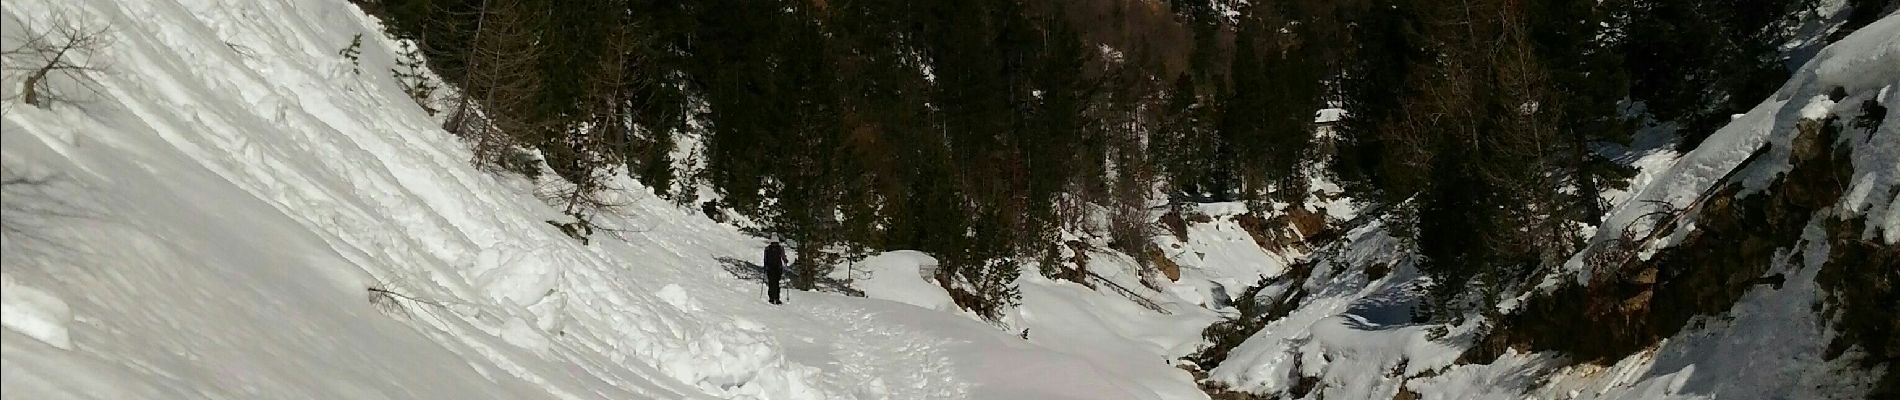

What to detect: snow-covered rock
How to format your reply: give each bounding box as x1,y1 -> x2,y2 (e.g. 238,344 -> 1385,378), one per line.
854,251 -> 959,312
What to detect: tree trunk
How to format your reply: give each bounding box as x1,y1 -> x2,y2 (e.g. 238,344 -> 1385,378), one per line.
1574,128 -> 1604,223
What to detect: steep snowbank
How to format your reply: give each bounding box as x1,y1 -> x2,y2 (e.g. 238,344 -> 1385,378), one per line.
0,0 -> 1215,398
853,251 -> 960,312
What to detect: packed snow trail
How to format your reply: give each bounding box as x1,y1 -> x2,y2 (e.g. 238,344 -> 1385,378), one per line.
0,0 -> 1212,398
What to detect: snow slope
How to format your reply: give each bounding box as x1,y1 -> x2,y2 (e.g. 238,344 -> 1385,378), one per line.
1571,12 -> 1900,285
0,0 -> 1215,398
1206,13 -> 1899,400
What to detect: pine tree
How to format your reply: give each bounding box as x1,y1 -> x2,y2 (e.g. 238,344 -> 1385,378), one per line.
338,33 -> 364,74
390,41 -> 438,115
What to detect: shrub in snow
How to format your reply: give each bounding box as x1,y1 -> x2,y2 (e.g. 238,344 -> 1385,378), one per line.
545,219 -> 592,245
366,285 -> 414,320
337,33 -> 362,75
366,283 -> 461,322
940,257 -> 1022,323
389,41 -> 435,115
500,146 -> 543,179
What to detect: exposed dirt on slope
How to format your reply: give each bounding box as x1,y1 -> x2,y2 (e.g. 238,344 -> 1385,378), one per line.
1815,215 -> 1900,396
1469,116 -> 1878,376
1234,207 -> 1327,255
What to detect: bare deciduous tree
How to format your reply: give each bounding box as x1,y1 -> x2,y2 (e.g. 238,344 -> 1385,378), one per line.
534,21 -> 649,244
439,0 -> 546,175
3,14 -> 110,108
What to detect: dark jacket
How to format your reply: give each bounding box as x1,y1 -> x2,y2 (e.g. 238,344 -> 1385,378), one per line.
764,242 -> 786,277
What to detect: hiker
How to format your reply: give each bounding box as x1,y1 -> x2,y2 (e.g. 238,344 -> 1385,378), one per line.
764,237 -> 786,305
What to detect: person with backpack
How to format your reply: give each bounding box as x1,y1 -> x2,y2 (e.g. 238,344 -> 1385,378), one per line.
764,237 -> 786,305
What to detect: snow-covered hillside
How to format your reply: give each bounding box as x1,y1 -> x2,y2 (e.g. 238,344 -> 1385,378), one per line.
0,0 -> 1234,398
5,0 -> 1891,397
1203,13 -> 1899,400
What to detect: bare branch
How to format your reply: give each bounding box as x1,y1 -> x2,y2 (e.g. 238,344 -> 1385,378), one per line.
3,13 -> 112,108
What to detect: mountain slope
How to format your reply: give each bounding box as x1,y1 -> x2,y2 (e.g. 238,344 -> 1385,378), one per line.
0,0 -> 1212,398
1203,13 -> 1899,400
